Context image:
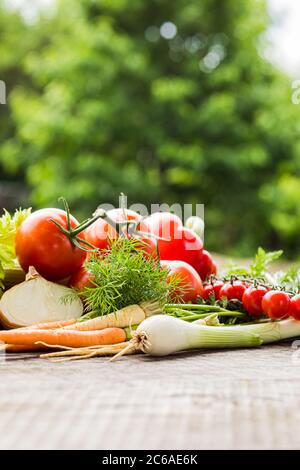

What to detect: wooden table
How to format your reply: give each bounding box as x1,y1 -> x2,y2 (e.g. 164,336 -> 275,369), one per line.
0,341 -> 299,450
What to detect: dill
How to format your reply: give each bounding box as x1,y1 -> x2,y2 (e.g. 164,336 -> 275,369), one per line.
79,237 -> 178,320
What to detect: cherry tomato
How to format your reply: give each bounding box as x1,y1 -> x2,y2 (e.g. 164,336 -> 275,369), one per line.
261,290 -> 290,319
196,250 -> 215,281
242,286 -> 268,317
69,266 -> 94,290
219,281 -> 247,301
85,218 -> 118,251
16,208 -> 87,281
202,281 -> 224,301
288,294 -> 300,321
161,260 -> 203,303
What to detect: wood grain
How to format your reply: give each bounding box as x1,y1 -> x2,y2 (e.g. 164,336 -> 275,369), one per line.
0,341 -> 299,449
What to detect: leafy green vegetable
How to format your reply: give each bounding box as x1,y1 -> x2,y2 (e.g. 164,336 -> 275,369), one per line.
225,247 -> 283,279
0,208 -> 31,287
78,238 -> 179,320
271,266 -> 300,293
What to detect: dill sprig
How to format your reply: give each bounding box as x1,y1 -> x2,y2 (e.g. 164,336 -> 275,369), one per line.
79,237 -> 179,320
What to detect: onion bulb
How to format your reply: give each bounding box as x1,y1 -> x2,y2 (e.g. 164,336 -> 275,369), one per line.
0,266 -> 83,328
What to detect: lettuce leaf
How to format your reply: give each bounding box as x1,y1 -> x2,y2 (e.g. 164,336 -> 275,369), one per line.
0,208 -> 31,287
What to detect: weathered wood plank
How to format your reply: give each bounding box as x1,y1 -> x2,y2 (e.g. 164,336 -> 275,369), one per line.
0,342 -> 299,450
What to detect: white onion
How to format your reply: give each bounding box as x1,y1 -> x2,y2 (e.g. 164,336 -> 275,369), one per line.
132,315 -> 300,357
0,266 -> 83,328
185,216 -> 204,240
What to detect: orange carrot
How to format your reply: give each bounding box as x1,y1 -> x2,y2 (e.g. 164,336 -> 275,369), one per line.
0,327 -> 126,348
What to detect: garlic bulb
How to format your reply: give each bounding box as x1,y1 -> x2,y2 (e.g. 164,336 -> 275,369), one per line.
0,266 -> 83,328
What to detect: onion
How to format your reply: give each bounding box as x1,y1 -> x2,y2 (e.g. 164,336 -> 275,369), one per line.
113,314 -> 300,358
185,216 -> 204,241
0,266 -> 83,328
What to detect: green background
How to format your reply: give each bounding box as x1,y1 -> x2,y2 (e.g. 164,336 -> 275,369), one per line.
0,0 -> 299,259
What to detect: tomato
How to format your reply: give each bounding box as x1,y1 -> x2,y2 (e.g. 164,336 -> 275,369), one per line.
106,208 -> 141,235
202,281 -> 224,301
219,281 -> 247,301
161,260 -> 203,303
141,212 -> 182,242
288,294 -> 300,321
242,286 -> 268,317
196,250 -> 215,281
211,261 -> 218,276
85,218 -> 118,251
69,266 -> 94,290
261,290 -> 290,320
15,208 -> 87,281
142,212 -> 204,273
134,236 -> 158,260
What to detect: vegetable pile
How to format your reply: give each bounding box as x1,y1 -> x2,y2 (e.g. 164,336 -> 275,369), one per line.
1,197 -> 300,362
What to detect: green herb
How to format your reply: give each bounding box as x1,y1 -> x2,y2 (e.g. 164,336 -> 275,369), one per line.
78,237 -> 179,320
272,265 -> 300,293
225,247 -> 283,279
0,208 -> 31,288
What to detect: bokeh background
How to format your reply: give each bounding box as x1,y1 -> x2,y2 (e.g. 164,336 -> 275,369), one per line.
0,0 -> 300,259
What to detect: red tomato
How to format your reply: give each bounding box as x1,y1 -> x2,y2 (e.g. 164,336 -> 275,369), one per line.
141,212 -> 182,242
262,290 -> 290,319
242,286 -> 268,317
196,250 -> 215,281
134,236 -> 158,260
69,266 -> 94,290
142,212 -> 204,272
202,281 -> 224,301
161,260 -> 203,303
85,218 -> 118,251
106,208 -> 141,233
211,261 -> 218,276
288,294 -> 300,321
219,281 -> 247,301
15,208 -> 87,281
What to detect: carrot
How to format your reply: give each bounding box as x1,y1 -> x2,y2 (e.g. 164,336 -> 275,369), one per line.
64,301 -> 161,332
0,327 -> 126,348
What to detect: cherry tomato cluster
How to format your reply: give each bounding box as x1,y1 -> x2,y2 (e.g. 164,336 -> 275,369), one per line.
202,278 -> 300,321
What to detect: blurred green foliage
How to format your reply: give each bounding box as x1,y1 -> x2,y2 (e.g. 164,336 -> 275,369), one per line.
1,0 -> 300,258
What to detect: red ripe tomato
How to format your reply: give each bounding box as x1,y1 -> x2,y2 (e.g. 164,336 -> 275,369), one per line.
219,281 -> 247,301
15,208 -> 87,281
211,261 -> 218,276
288,294 -> 300,321
261,290 -> 290,319
134,236 -> 158,260
141,212 -> 182,242
85,218 -> 118,251
161,260 -> 203,303
106,208 -> 141,231
196,250 -> 215,281
69,266 -> 94,290
242,286 -> 268,317
202,281 -> 224,301
142,212 -> 204,273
